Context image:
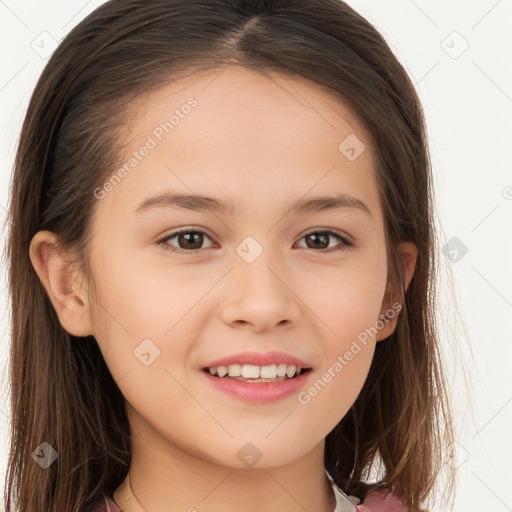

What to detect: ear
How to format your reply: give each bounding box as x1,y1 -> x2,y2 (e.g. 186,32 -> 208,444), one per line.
29,230 -> 94,337
376,241 -> 418,342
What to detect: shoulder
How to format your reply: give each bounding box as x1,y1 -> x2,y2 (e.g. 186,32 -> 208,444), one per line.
357,486 -> 410,512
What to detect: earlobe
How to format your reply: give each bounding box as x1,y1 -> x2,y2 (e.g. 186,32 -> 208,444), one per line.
29,230 -> 94,337
376,241 -> 418,342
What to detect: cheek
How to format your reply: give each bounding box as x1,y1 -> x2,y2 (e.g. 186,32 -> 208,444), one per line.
89,255 -> 206,384
299,258 -> 387,339
92,248 -> 190,334
293,317 -> 376,443
297,277 -> 380,429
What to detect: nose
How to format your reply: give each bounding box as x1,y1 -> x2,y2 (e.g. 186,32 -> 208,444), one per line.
219,251 -> 301,333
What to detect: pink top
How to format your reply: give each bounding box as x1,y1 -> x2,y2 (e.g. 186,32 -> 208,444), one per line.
356,487 -> 409,511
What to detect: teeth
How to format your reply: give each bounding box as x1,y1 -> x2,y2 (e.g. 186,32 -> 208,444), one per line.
208,363 -> 306,379
216,366 -> 228,378
276,363 -> 288,377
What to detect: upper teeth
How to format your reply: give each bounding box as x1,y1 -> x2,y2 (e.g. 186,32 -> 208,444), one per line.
208,364 -> 303,379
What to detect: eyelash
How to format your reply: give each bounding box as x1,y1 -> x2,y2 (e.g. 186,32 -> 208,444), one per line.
156,228 -> 353,254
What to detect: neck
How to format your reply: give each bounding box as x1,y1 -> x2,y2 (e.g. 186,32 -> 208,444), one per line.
116,467 -> 337,512
113,407 -> 337,512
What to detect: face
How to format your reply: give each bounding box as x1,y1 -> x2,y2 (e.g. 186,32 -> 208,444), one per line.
50,65 -> 399,469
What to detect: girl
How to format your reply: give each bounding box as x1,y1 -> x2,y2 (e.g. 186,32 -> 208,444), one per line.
4,0 -> 457,511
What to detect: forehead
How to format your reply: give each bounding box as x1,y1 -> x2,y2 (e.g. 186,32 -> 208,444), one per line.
124,64 -> 372,150
101,64 -> 382,222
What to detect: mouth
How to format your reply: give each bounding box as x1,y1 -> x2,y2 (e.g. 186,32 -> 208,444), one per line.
200,363 -> 314,403
203,366 -> 313,383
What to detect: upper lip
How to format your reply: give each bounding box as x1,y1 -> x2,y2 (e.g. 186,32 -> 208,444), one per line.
201,350 -> 313,370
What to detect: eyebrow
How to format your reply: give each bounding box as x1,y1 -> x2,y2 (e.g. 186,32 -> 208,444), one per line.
134,191 -> 373,219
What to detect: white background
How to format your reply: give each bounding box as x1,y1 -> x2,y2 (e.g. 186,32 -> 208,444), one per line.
0,1 -> 511,511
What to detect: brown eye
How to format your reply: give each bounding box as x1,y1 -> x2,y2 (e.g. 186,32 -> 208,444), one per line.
296,229 -> 352,251
159,229 -> 215,252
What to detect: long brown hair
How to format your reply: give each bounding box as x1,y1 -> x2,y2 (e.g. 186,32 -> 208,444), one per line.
4,0 -> 457,510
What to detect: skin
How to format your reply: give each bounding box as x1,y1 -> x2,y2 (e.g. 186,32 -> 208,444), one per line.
30,65 -> 417,512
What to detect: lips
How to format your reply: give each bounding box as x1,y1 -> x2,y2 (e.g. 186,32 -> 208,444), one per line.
201,350 -> 313,370
201,367 -> 313,403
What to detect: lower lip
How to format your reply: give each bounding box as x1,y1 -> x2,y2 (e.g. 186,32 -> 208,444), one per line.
200,369 -> 313,404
